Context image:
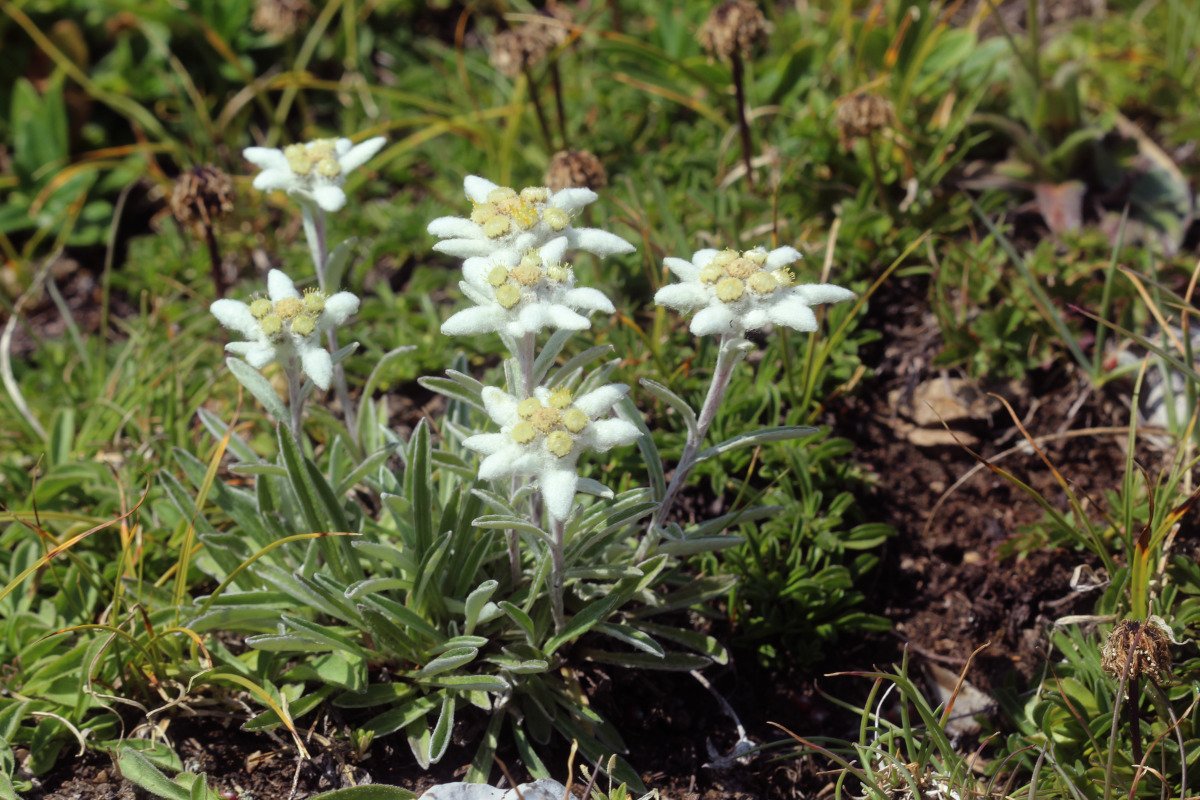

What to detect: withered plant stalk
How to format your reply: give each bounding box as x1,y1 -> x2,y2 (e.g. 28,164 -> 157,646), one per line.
730,52 -> 755,190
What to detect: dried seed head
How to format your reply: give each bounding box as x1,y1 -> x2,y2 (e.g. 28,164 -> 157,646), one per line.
489,4 -> 574,77
698,0 -> 768,61
835,92 -> 896,147
252,0 -> 311,38
170,166 -> 234,228
546,150 -> 609,192
489,29 -> 544,78
524,3 -> 574,54
1101,618 -> 1173,684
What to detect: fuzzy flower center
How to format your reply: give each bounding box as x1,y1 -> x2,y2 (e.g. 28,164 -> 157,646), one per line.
250,290 -> 327,341
284,139 -> 341,179
488,250 -> 574,309
469,184 -> 571,240
699,249 -> 796,303
511,390 -> 591,458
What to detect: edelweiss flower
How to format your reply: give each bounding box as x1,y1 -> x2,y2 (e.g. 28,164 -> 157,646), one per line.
243,136 -> 386,212
463,384 -> 640,520
427,176 -> 633,261
442,236 -> 615,338
211,269 -> 359,390
654,246 -> 854,338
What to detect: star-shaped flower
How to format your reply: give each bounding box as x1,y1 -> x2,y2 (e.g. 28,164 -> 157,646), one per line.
243,136 -> 387,212
427,175 -> 634,261
441,236 -> 615,339
463,384 -> 640,520
654,246 -> 854,338
211,269 -> 359,390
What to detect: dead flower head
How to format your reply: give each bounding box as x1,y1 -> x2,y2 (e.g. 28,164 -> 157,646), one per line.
1101,617 -> 1174,684
489,5 -> 574,79
546,150 -> 608,191
698,0 -> 769,61
835,92 -> 896,148
170,165 -> 234,229
252,0 -> 311,38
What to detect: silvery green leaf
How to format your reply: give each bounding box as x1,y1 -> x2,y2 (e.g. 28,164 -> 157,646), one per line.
230,463 -> 288,477
579,648 -> 711,671
687,505 -> 782,537
657,535 -> 742,556
419,376 -> 484,412
425,674 -> 509,693
309,786 -> 416,800
637,621 -> 729,664
362,698 -> 438,737
532,329 -> 575,384
245,633 -> 332,653
415,646 -> 478,677
408,715 -> 432,769
324,238 -> 357,291
464,580 -> 499,635
618,396 -> 665,500
226,356 -> 287,422
197,407 -> 258,463
639,377 -> 697,438
694,425 -> 819,464
344,577 -> 411,599
575,477 -> 614,499
471,515 -> 551,543
336,444 -> 399,495
434,636 -> 488,652
594,623 -> 665,657
546,344 -> 613,388
282,614 -> 370,659
429,694 -> 456,765
331,342 -> 359,364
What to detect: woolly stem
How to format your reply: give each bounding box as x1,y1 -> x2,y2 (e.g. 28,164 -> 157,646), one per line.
506,332 -> 539,586
550,516 -> 566,633
301,203 -> 356,435
287,360 -> 305,443
643,334 -> 744,555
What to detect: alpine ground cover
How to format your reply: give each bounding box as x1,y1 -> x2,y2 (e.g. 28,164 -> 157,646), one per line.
2,1 -> 1200,798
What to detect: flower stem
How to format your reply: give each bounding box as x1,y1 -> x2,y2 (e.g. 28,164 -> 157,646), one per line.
287,361 -> 305,442
647,334 -> 744,542
300,203 -> 328,285
301,203 -> 356,435
731,53 -> 755,191
550,516 -> 566,633
506,332 -> 539,586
